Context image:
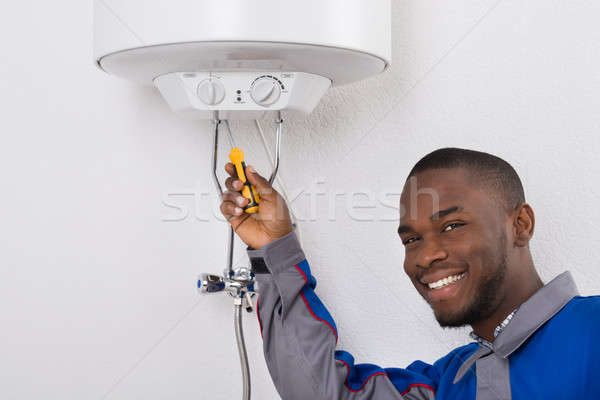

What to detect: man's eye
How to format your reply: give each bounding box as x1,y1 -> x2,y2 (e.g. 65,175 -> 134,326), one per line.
443,222 -> 464,232
403,237 -> 419,245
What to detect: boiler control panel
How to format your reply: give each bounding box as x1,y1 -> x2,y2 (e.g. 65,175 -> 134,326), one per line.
153,71 -> 330,118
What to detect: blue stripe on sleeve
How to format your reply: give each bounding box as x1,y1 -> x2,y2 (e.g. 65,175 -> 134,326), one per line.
296,259 -> 338,336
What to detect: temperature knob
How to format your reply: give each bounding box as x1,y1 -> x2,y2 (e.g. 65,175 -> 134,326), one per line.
250,77 -> 281,107
197,78 -> 225,105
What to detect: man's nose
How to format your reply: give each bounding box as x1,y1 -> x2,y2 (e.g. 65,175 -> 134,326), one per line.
416,237 -> 448,268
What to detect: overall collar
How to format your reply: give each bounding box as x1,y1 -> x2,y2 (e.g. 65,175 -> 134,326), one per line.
468,306 -> 519,351
453,271 -> 580,384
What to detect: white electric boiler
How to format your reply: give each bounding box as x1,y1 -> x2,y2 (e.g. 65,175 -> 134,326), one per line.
94,0 -> 392,118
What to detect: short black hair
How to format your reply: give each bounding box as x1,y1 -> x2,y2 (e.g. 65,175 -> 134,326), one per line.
406,148 -> 526,213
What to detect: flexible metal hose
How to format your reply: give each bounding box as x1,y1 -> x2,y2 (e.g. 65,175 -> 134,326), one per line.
234,302 -> 251,400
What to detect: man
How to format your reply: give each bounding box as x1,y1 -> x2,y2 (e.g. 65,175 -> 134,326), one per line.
220,148 -> 600,399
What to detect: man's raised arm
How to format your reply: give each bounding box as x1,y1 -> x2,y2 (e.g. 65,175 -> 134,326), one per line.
220,163 -> 438,400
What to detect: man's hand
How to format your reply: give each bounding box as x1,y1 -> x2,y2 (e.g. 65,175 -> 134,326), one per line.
220,163 -> 293,250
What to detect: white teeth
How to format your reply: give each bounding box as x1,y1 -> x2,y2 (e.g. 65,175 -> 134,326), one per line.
428,273 -> 466,289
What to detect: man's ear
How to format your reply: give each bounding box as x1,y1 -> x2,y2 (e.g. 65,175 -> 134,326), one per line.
513,203 -> 535,247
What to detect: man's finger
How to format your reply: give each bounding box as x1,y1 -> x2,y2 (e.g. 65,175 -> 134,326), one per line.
220,200 -> 244,219
245,165 -> 276,199
223,190 -> 248,207
225,162 -> 236,177
225,177 -> 244,192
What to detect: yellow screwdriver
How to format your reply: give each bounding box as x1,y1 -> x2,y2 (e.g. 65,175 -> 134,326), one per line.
223,120 -> 260,214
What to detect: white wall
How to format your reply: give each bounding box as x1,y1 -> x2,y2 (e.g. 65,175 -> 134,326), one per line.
1,1 -> 600,399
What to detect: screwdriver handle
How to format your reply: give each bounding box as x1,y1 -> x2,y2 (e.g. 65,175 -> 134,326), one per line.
228,148 -> 260,214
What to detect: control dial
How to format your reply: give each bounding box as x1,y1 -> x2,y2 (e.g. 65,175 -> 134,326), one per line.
197,78 -> 225,105
250,77 -> 281,107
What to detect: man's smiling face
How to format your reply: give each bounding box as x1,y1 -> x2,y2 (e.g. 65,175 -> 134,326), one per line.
399,167 -> 511,327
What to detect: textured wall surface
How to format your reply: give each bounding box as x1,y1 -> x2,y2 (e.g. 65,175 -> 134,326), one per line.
1,1 -> 600,399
